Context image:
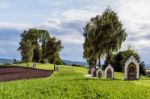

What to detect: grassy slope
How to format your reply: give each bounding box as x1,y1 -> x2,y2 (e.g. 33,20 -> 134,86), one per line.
11,62 -> 54,70
0,64 -> 150,99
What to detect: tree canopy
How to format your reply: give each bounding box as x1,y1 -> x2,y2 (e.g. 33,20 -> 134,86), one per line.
44,37 -> 63,69
18,28 -> 63,67
83,7 -> 127,68
18,39 -> 33,66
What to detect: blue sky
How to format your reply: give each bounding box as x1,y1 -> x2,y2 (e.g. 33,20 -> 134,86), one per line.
0,0 -> 150,64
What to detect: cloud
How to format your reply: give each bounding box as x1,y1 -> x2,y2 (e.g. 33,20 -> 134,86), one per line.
1,0 -> 150,63
0,22 -> 33,60
0,28 -> 21,59
61,9 -> 99,22
118,0 -> 150,63
40,19 -> 61,30
37,9 -> 101,61
0,22 -> 31,60
60,43 -> 84,61
0,0 -> 12,9
0,0 -> 120,62
57,32 -> 84,44
0,22 -> 32,30
39,9 -> 99,44
39,5 -> 150,62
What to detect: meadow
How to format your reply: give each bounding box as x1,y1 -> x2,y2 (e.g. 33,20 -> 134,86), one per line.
0,63 -> 150,99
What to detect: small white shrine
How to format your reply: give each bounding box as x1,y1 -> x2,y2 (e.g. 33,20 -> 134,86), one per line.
124,56 -> 139,80
96,68 -> 103,78
105,64 -> 114,79
90,67 -> 96,77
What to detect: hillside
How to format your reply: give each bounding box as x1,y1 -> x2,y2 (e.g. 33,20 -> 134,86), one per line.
0,58 -> 88,67
63,60 -> 88,66
0,63 -> 150,98
0,58 -> 13,64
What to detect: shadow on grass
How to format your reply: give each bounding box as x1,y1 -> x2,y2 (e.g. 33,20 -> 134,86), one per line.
66,77 -> 123,82
138,78 -> 150,80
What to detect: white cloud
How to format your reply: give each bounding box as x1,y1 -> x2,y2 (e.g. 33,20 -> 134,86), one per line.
119,0 -> 150,23
40,9 -> 99,45
0,39 -> 20,59
0,48 -> 7,55
1,0 -> 150,62
0,1 -> 12,9
57,31 -> 84,44
40,19 -> 62,30
61,9 -> 99,22
0,22 -> 32,30
118,0 -> 150,36
118,0 -> 150,63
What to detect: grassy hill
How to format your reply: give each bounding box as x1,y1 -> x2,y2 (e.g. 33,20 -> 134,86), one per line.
0,63 -> 150,98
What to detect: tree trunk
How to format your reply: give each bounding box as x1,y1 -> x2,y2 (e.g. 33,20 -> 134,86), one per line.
107,52 -> 111,65
54,63 -> 56,70
27,61 -> 29,67
93,59 -> 97,77
105,51 -> 111,67
94,59 -> 97,69
98,56 -> 101,68
53,54 -> 56,70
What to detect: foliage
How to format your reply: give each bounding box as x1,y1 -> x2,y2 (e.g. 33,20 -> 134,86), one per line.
55,56 -> 64,65
100,7 -> 127,61
140,61 -> 146,75
45,37 -> 63,69
19,29 -> 50,61
83,7 -> 127,68
83,16 -> 100,67
111,47 -> 146,75
18,40 -> 33,66
18,28 -> 63,66
33,45 -> 42,62
40,59 -> 49,64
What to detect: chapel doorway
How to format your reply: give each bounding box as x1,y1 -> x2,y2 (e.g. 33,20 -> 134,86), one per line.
127,62 -> 136,80
107,68 -> 112,79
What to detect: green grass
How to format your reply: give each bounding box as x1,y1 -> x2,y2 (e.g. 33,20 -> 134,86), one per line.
9,62 -> 54,70
0,64 -> 150,99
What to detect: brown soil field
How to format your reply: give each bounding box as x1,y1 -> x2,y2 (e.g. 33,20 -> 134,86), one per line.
0,66 -> 53,82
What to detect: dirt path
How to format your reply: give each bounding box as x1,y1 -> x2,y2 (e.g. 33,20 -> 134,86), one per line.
0,66 -> 54,82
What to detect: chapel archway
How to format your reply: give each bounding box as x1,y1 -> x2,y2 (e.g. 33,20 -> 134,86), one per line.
127,62 -> 136,80
96,69 -> 102,78
107,68 -> 112,79
124,56 -> 139,80
105,64 -> 114,79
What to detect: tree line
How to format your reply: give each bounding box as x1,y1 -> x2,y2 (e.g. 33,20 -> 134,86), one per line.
18,28 -> 63,69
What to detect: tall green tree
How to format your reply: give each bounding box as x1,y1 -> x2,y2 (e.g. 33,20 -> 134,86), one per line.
19,28 -> 51,63
19,29 -> 41,62
18,28 -> 63,67
18,40 -> 33,66
100,8 -> 127,66
38,30 -> 50,60
83,7 -> 127,68
32,45 -> 42,62
45,38 -> 63,70
83,16 -> 102,67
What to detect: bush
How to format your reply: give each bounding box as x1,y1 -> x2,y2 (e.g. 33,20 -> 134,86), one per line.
40,59 -> 48,64
107,47 -> 146,75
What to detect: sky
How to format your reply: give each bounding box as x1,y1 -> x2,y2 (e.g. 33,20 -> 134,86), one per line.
0,0 -> 150,64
